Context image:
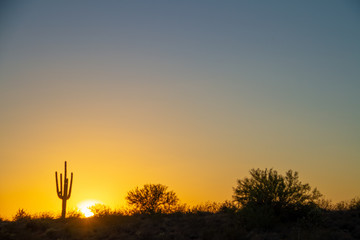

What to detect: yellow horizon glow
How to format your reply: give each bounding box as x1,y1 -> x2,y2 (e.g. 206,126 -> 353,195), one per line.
77,200 -> 102,218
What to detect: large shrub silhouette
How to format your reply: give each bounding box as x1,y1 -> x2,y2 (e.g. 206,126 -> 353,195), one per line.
126,184 -> 179,214
233,168 -> 321,224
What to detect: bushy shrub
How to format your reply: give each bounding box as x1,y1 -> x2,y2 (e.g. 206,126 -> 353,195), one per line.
233,168 -> 322,222
219,200 -> 238,213
349,197 -> 360,210
66,209 -> 82,218
190,202 -> 221,213
13,208 -> 31,221
336,197 -> 360,211
89,204 -> 111,217
171,203 -> 189,213
33,212 -> 55,220
126,184 -> 179,214
315,198 -> 334,211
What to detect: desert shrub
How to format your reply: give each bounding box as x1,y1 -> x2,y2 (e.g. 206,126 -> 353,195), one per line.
233,168 -> 322,222
349,197 -> 360,210
219,200 -> 238,213
111,207 -> 133,216
33,212 -> 55,220
171,203 -> 190,213
336,201 -> 349,211
315,198 -> 334,211
190,202 -> 221,213
13,208 -> 31,221
335,201 -> 348,211
126,184 -> 179,214
89,203 -> 111,217
66,209 -> 82,218
336,197 -> 360,211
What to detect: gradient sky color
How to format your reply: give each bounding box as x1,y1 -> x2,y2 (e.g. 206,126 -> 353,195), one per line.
1,1 -> 359,219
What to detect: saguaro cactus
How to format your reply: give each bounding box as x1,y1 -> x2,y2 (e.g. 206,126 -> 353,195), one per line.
55,161 -> 73,219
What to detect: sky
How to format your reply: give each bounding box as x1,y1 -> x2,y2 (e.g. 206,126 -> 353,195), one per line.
0,0 -> 359,219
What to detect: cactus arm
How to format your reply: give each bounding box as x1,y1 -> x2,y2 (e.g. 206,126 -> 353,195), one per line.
55,172 -> 58,192
55,172 -> 61,197
67,172 -> 73,200
64,161 -> 67,180
60,173 -> 63,196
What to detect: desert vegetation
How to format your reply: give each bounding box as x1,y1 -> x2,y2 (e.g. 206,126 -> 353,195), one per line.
1,168 -> 359,240
126,184 -> 179,214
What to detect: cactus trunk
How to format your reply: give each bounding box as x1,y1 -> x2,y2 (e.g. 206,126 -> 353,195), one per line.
56,161 -> 73,219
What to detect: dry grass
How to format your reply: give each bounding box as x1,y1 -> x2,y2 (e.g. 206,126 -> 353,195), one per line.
1,207 -> 360,240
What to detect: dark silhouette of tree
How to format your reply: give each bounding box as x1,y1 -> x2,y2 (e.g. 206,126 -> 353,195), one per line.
126,184 -> 179,214
233,168 -> 321,221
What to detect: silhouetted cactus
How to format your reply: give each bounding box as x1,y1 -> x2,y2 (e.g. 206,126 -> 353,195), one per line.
55,161 -> 73,218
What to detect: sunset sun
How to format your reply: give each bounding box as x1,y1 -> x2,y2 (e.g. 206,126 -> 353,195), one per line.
77,200 -> 101,218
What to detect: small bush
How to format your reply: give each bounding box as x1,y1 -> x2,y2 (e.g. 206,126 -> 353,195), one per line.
219,200 -> 238,213
348,197 -> 360,210
316,198 -> 334,211
13,209 -> 31,221
171,203 -> 190,213
190,202 -> 221,213
67,209 -> 82,218
33,212 -> 55,220
336,197 -> 360,211
89,204 -> 111,217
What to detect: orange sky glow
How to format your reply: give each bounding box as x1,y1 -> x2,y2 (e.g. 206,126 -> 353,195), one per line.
0,1 -> 359,220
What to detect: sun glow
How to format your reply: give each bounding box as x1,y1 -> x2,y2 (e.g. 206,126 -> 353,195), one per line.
77,200 -> 101,218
